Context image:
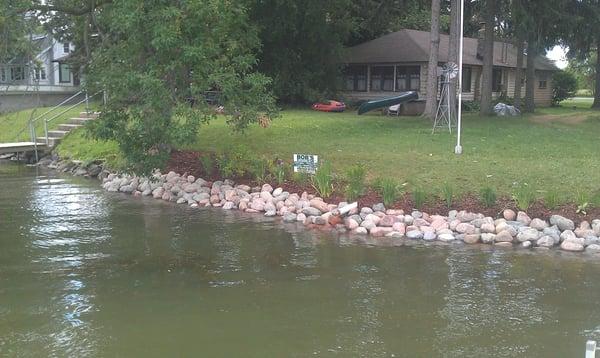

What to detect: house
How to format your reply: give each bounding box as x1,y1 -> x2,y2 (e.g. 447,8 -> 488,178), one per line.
0,34 -> 81,113
341,29 -> 558,114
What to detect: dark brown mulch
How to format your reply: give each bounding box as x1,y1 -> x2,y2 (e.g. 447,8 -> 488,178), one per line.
164,149 -> 600,224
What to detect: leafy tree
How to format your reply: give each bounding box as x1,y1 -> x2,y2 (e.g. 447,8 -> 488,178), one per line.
551,70 -> 578,105
85,0 -> 277,173
479,0 -> 495,116
424,0 -> 441,119
566,53 -> 597,95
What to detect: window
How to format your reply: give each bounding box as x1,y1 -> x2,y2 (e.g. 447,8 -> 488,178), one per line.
370,66 -> 394,91
63,42 -> 70,53
538,72 -> 548,89
34,66 -> 46,80
0,67 -> 5,82
59,63 -> 71,83
11,66 -> 25,81
395,66 -> 420,92
492,68 -> 503,92
462,66 -> 472,92
343,65 -> 367,92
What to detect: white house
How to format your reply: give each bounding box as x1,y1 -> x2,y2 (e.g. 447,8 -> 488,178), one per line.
0,34 -> 81,113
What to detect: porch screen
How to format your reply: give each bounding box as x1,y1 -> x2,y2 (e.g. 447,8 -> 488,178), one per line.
396,66 -> 420,92
371,66 -> 394,91
344,65 -> 367,91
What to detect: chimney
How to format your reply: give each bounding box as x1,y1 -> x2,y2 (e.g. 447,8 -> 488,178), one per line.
477,21 -> 486,60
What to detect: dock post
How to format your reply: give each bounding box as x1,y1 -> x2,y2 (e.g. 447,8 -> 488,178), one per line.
586,340 -> 597,358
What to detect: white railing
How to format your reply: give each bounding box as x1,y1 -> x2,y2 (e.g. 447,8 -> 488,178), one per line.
587,340 -> 597,358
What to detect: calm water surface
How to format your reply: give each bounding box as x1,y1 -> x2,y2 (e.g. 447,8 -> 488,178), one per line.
1,163 -> 600,357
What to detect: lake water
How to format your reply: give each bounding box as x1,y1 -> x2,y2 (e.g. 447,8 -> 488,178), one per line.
1,163 -> 600,357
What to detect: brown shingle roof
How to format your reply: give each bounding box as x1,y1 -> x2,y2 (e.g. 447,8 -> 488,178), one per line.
344,29 -> 557,71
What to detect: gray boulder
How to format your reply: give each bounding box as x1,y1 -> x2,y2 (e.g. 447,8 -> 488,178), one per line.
550,215 -> 575,231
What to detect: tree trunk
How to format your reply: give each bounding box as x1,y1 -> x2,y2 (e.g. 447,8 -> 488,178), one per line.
424,0 -> 441,119
448,0 -> 459,115
593,43 -> 600,109
513,37 -> 524,109
479,0 -> 495,116
524,31 -> 536,113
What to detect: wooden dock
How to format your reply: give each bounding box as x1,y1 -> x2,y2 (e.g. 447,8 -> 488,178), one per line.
0,142 -> 46,155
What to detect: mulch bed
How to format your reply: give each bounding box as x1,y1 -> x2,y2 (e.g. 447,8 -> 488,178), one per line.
164,149 -> 600,224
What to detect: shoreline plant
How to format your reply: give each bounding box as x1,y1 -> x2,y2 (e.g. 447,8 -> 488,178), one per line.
344,164 -> 366,202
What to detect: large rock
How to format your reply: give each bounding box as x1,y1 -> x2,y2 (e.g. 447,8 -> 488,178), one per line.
302,207 -> 321,217
456,211 -> 477,223
309,199 -> 330,213
585,236 -> 600,247
560,230 -> 577,243
364,214 -> 381,225
455,223 -> 476,235
360,220 -> 376,230
560,240 -> 584,252
550,215 -> 575,231
463,234 -> 481,244
593,220 -> 600,236
370,227 -> 393,237
423,231 -> 437,241
261,183 -> 273,193
345,218 -> 359,230
530,218 -> 549,231
372,203 -> 386,212
495,230 -> 514,243
537,236 -> 556,248
406,230 -> 424,240
516,227 -> 540,242
392,222 -> 406,235
516,211 -> 531,226
438,233 -> 456,242
379,215 -> 400,227
503,209 -> 516,221
586,244 -> 600,253
543,226 -> 561,244
481,233 -> 496,244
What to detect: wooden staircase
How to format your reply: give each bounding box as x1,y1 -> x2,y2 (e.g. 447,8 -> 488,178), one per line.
37,111 -> 99,148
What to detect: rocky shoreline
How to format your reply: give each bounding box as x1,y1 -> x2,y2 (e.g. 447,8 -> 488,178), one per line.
39,156 -> 600,255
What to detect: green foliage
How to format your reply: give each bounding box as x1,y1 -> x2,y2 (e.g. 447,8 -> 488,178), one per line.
375,177 -> 401,207
312,162 -> 334,198
412,187 -> 427,209
575,191 -> 589,214
513,185 -> 536,211
272,162 -> 289,186
199,154 -> 215,177
251,157 -> 272,184
86,0 -> 278,174
462,101 -> 481,112
480,186 -> 497,207
591,191 -> 600,208
293,171 -> 311,187
543,190 -> 560,209
552,71 -> 578,106
216,144 -> 255,179
344,164 -> 366,202
441,182 -> 454,209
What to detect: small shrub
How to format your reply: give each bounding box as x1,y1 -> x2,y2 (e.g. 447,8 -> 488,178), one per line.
376,177 -> 401,207
552,70 -> 578,106
513,185 -> 536,211
344,164 -> 366,202
199,154 -> 214,177
412,187 -> 427,209
251,158 -> 272,184
216,144 -> 255,179
312,161 -> 334,198
543,190 -> 560,209
480,186 -> 497,207
442,182 -> 454,208
591,190 -> 600,208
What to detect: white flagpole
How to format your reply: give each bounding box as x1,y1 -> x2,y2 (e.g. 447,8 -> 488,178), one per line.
455,0 -> 464,154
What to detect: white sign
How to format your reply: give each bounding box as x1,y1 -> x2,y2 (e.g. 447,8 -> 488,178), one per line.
293,154 -> 318,174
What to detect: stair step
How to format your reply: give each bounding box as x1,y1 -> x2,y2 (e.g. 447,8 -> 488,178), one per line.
68,117 -> 94,125
79,111 -> 99,118
37,137 -> 61,147
58,124 -> 83,131
47,130 -> 68,138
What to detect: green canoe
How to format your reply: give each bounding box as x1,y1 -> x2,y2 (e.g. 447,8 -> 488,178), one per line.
357,91 -> 418,115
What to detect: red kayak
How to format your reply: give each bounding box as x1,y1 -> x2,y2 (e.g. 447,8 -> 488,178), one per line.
312,100 -> 346,112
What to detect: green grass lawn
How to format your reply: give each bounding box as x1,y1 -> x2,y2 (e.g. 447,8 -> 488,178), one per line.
49,98 -> 600,202
0,104 -> 88,143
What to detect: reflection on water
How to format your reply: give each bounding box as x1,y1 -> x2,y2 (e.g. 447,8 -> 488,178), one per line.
1,163 -> 600,357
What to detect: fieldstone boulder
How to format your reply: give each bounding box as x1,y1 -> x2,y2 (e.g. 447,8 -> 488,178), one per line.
530,218 -> 549,231
345,218 -> 359,230
297,213 -> 306,222
411,210 -> 423,219
481,223 -> 496,234
503,209 -> 516,221
423,231 -> 437,241
593,220 -> 600,236
495,230 -> 514,243
481,233 -> 496,244
517,227 -> 540,242
223,201 -> 235,210
521,241 -> 532,249
586,244 -> 600,252
372,203 -> 386,212
370,227 -> 393,237
438,233 -> 456,242
379,215 -> 400,227
355,227 -> 368,235
463,234 -> 481,244
406,230 -> 424,240
550,215 -> 575,231
585,236 -> 600,247
392,222 -> 406,235
364,214 -> 381,225
360,220 -> 376,230
302,207 -> 321,216
561,240 -> 584,252
261,184 -> 273,193
560,230 -> 577,243
516,211 -> 532,226
455,223 -> 476,235
309,199 -> 330,213
537,236 -> 556,248
543,226 -> 561,244
456,211 -> 477,222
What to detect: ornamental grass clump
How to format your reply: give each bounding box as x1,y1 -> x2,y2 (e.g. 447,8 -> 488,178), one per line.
216,144 -> 255,179
376,177 -> 401,207
543,190 -> 560,210
312,161 -> 334,198
575,190 -> 589,215
251,158 -> 272,184
513,185 -> 536,211
272,162 -> 289,186
412,187 -> 427,209
480,186 -> 497,207
442,182 -> 454,209
344,164 -> 366,202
